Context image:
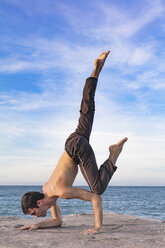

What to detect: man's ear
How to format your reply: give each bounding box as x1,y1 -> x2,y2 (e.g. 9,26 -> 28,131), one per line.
37,199 -> 43,206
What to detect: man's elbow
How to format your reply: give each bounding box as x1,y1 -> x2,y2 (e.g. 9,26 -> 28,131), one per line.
52,219 -> 62,227
56,219 -> 62,227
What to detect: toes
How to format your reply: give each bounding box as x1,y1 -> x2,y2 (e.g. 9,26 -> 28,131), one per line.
105,51 -> 110,58
117,138 -> 128,146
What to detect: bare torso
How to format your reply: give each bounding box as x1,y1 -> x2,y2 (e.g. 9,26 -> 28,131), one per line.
43,151 -> 78,198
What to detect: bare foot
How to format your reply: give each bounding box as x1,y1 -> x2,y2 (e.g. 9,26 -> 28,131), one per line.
94,51 -> 110,69
92,51 -> 110,78
109,137 -> 128,165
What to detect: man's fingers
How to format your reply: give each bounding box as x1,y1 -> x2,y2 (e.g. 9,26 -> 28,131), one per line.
81,228 -> 99,235
17,224 -> 38,231
18,225 -> 30,231
18,227 -> 26,230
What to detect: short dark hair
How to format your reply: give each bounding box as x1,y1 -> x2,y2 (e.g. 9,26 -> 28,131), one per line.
21,191 -> 44,214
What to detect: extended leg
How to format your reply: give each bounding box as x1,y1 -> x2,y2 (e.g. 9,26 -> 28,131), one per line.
75,51 -> 110,141
65,51 -> 127,194
65,51 -> 110,159
76,52 -> 127,194
65,76 -> 97,162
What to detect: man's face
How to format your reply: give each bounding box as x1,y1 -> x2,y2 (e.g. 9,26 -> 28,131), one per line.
28,206 -> 47,218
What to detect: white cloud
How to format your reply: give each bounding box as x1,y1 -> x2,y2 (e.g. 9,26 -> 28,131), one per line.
0,84 -> 165,185
1,1 -> 164,74
0,0 -> 165,185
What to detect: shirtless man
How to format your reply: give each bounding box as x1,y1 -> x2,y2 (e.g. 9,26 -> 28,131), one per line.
18,51 -> 127,235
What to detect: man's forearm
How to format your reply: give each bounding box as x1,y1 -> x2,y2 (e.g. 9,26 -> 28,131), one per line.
36,218 -> 62,229
18,218 -> 62,231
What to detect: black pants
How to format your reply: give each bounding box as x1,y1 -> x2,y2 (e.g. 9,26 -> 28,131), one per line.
65,77 -> 117,195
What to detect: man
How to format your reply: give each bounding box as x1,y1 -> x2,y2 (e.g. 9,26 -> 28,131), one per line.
18,51 -> 127,235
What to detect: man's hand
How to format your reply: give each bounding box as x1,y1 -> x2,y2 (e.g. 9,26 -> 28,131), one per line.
18,218 -> 62,231
81,228 -> 100,235
18,224 -> 38,231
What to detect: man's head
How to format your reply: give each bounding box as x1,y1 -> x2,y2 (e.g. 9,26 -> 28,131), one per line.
21,191 -> 47,218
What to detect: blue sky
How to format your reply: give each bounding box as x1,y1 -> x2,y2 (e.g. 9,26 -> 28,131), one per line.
0,0 -> 165,186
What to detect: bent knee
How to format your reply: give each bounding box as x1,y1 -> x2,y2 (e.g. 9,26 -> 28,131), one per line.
91,187 -> 105,195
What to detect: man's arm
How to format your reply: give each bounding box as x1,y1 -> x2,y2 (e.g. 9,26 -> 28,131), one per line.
60,187 -> 103,235
18,202 -> 62,231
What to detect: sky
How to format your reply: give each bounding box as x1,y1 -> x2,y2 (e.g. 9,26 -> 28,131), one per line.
0,0 -> 165,186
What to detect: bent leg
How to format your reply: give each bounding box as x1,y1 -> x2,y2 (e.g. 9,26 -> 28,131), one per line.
76,137 -> 128,195
77,137 -> 117,195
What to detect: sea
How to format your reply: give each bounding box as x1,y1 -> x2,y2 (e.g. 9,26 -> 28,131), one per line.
0,186 -> 164,220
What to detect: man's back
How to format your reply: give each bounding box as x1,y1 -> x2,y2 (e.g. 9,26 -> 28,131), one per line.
43,151 -> 78,197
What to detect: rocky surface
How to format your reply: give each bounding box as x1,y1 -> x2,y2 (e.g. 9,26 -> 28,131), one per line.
0,213 -> 164,248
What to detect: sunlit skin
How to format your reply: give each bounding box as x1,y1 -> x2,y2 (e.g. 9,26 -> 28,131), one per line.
18,51 -> 127,235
